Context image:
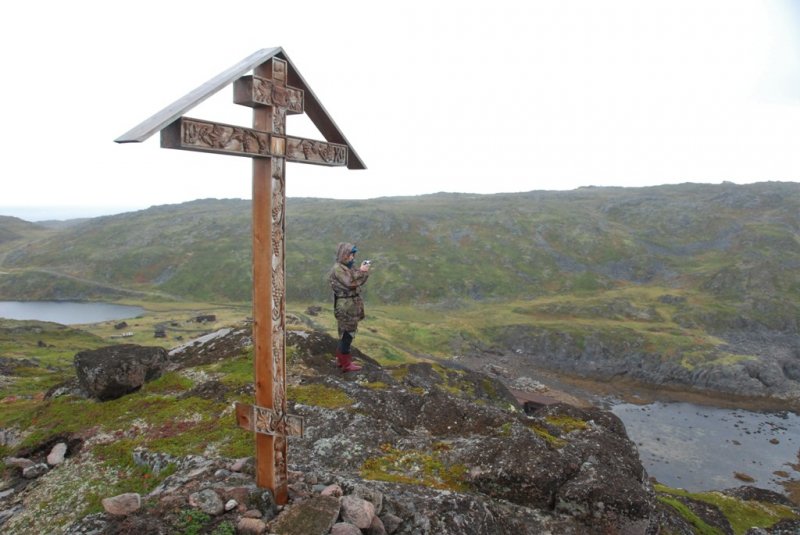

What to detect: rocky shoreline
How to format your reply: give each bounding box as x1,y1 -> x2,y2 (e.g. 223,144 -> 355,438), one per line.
475,321 -> 800,406
454,348 -> 800,414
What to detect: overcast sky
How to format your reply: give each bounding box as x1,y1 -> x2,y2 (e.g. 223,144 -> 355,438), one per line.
2,0 -> 799,220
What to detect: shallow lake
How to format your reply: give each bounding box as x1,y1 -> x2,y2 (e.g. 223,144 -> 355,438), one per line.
610,401 -> 800,493
0,301 -> 144,325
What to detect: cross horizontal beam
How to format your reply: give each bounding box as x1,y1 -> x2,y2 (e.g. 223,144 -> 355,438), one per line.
160,117 -> 348,166
234,75 -> 304,115
235,402 -> 304,437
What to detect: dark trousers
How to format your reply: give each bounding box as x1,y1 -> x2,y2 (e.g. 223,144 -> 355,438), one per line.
337,331 -> 353,354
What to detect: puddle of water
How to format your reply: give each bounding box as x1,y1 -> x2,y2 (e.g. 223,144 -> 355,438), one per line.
611,401 -> 800,493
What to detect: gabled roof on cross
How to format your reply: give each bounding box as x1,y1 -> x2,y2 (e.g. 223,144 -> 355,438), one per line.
115,47 -> 365,170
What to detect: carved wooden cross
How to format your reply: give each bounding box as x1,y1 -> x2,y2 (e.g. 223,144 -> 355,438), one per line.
116,49 -> 364,505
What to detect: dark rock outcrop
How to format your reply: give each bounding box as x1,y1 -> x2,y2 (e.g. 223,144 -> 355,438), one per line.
479,324 -> 800,405
74,344 -> 167,401
281,329 -> 659,533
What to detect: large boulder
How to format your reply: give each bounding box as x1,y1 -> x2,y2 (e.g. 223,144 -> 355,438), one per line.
74,344 -> 167,401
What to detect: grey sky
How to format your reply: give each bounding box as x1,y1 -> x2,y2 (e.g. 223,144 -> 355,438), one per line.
2,0 -> 799,220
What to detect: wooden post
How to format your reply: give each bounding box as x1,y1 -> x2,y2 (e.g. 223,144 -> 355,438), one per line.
251,59 -> 288,503
251,95 -> 277,500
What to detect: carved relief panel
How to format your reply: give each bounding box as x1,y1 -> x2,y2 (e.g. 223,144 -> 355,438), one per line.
286,137 -> 347,166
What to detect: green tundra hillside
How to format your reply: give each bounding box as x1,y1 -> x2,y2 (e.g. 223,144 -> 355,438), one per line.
2,182 -> 798,310
1,182 -> 798,401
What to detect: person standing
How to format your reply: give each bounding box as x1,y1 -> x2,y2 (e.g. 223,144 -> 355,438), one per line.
329,242 -> 371,372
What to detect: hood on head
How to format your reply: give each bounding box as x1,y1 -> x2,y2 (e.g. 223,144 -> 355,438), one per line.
336,242 -> 357,263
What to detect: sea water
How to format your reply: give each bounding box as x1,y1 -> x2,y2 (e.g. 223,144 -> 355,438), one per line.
0,301 -> 144,325
611,401 -> 800,493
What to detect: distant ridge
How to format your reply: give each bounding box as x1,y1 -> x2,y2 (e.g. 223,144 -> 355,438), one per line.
0,182 -> 797,307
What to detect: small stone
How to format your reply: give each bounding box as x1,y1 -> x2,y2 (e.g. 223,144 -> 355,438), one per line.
237,517 -> 267,534
220,486 -> 249,505
365,514 -> 388,535
224,499 -> 238,511
0,429 -> 21,448
214,468 -> 232,478
47,442 -> 68,466
769,438 -> 780,445
353,484 -> 383,515
189,488 -> 224,516
22,463 -> 49,479
340,495 -> 375,529
102,492 -> 141,516
5,457 -> 34,470
288,481 -> 311,498
331,522 -> 362,535
380,513 -> 403,534
244,509 -> 263,518
269,495 -> 340,534
230,457 -> 251,472
320,484 -> 343,497
221,472 -> 251,485
247,488 -> 276,520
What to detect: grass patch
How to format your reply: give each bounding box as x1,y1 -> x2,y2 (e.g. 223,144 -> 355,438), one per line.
174,508 -> 212,535
89,442 -> 179,513
529,425 -> 567,448
429,363 -> 475,398
363,381 -> 390,390
389,366 -> 410,382
141,372 -> 194,394
658,495 -> 724,535
0,320 -> 107,398
287,384 -> 354,409
544,415 -> 589,433
7,391 -> 227,454
200,349 -> 253,388
80,301 -> 251,349
361,444 -> 468,491
289,291 -> 749,376
656,484 -> 800,535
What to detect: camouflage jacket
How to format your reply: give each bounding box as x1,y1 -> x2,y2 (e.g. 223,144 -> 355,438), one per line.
329,242 -> 370,326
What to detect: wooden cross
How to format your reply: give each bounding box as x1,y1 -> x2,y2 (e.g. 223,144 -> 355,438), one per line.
115,49 -> 364,505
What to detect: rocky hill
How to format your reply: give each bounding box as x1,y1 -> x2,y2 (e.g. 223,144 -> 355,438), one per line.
0,216 -> 47,247
1,182 -> 798,306
1,321 -> 798,534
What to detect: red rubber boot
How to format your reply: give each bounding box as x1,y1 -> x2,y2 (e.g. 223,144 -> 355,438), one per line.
339,352 -> 362,373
